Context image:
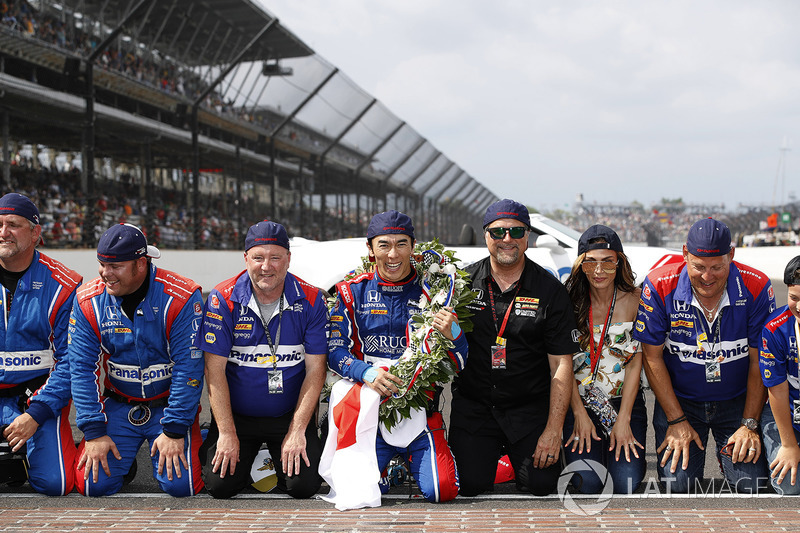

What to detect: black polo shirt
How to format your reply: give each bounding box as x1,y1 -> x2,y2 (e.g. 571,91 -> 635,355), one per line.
452,256 -> 579,441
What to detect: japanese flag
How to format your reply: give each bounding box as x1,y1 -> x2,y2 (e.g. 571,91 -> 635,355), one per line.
319,379 -> 381,511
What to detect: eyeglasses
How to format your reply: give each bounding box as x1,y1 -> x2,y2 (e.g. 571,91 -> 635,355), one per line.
486,226 -> 527,240
581,259 -> 619,274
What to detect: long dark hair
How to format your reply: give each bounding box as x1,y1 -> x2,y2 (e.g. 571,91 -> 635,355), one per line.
564,245 -> 637,351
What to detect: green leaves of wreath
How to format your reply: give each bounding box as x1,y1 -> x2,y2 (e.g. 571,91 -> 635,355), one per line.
326,239 -> 476,431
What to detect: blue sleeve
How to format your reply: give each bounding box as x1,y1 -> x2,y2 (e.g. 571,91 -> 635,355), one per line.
447,329 -> 468,372
303,290 -> 330,355
749,280 -> 776,348
761,320 -> 787,389
28,283 -> 79,423
197,288 -> 234,358
327,291 -> 370,382
632,276 -> 668,346
161,289 -> 205,436
68,294 -> 108,440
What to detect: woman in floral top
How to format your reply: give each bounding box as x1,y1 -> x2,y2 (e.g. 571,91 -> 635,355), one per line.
562,225 -> 646,494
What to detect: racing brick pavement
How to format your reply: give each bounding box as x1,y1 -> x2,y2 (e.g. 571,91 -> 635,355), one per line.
3,507 -> 800,532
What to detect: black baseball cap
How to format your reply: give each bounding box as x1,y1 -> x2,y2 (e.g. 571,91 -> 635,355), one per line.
784,255 -> 800,286
578,225 -> 624,255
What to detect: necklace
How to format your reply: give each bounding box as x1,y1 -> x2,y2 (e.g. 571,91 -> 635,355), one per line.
692,286 -> 724,322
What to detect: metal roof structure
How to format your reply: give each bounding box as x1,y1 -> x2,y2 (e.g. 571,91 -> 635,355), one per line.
0,0 -> 497,244
63,0 -> 313,65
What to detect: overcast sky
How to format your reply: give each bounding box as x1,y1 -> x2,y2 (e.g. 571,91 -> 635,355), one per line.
260,0 -> 800,213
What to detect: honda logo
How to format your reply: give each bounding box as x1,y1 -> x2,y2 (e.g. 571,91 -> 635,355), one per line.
367,290 -> 380,303
674,300 -> 690,312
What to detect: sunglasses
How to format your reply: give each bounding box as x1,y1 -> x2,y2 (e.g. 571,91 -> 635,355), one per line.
581,259 -> 619,274
486,226 -> 527,240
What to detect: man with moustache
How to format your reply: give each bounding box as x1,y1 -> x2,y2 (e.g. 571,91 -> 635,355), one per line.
449,199 -> 579,496
634,218 -> 773,493
198,221 -> 327,499
69,223 -> 205,496
0,193 -> 81,495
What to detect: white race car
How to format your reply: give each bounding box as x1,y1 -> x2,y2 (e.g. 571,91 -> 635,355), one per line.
288,215 -> 683,294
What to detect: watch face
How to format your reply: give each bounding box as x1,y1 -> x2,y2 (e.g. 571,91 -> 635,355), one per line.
742,418 -> 757,430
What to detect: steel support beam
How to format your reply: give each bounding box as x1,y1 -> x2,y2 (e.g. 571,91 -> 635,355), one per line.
354,121 -> 405,175
83,0 -> 154,247
419,162 -> 456,197
192,18 -> 278,247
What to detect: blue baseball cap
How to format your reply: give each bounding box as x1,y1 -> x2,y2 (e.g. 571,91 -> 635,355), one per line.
366,210 -> 415,240
245,220 -> 290,251
578,225 -> 624,255
97,223 -> 161,263
685,218 -> 731,257
483,199 -> 531,229
0,193 -> 39,225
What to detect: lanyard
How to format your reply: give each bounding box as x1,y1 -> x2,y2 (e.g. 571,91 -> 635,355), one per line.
694,305 -> 722,358
588,288 -> 617,376
259,293 -> 284,372
487,278 -> 521,342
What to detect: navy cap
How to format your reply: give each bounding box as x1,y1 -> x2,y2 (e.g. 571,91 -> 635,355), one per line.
245,220 -> 290,251
0,193 -> 39,225
685,218 -> 731,257
483,199 -> 531,229
578,225 -> 624,255
784,256 -> 800,286
97,223 -> 161,263
366,210 -> 415,240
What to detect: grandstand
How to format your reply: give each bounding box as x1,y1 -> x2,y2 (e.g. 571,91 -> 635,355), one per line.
549,198 -> 800,248
0,0 -> 497,249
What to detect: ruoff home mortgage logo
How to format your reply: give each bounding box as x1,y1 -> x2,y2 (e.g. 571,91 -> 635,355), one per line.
557,459 -> 613,516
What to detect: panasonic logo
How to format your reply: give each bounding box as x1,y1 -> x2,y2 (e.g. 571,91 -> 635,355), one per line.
107,361 -> 173,384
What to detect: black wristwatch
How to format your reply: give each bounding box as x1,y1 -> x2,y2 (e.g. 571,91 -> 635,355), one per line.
741,418 -> 758,431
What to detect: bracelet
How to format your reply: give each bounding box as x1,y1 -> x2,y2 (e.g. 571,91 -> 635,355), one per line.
667,415 -> 687,426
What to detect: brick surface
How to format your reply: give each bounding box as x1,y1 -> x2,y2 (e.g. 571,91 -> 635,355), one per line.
2,508 -> 800,532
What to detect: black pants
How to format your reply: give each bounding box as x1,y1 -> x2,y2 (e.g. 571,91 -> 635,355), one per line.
200,411 -> 322,499
449,414 -> 561,496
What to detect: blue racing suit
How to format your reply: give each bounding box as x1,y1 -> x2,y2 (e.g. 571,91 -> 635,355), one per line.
328,270 -> 468,502
0,251 -> 81,495
68,264 -> 205,496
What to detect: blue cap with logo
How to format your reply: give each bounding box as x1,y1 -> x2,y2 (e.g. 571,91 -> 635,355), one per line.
97,223 -> 161,263
366,210 -> 415,240
685,218 -> 731,257
245,220 -> 290,251
0,193 -> 39,225
483,199 -> 531,229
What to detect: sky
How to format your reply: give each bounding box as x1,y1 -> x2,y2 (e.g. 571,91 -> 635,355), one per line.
259,0 -> 800,213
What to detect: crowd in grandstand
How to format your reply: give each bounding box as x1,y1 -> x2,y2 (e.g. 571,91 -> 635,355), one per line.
5,152 -> 383,249
0,0 -> 370,171
6,158 -> 250,249
7,151 -> 797,252
545,201 -> 799,248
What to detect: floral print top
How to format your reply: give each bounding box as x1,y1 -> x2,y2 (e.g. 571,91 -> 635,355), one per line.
573,321 -> 640,398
